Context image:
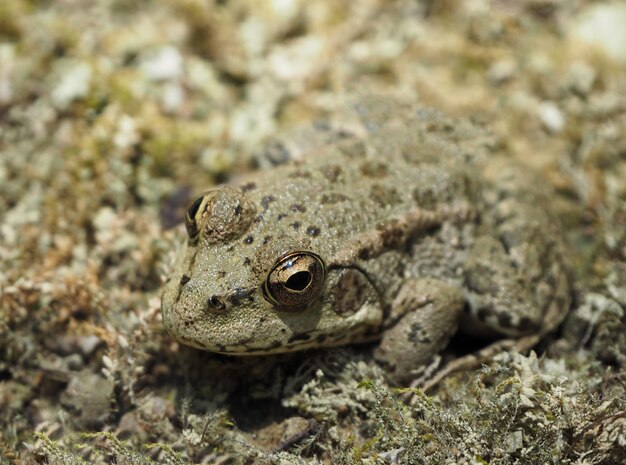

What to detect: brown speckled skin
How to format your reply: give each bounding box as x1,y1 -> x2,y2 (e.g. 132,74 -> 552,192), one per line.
161,98 -> 570,376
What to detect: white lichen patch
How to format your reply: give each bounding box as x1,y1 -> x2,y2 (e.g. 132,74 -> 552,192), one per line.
51,61 -> 93,109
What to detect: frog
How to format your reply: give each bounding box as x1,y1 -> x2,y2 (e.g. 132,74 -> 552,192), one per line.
161,96 -> 571,382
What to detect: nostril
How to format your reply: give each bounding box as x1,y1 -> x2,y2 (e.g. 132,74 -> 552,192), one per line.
207,295 -> 227,312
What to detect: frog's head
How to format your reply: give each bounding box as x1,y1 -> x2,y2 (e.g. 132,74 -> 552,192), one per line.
161,184 -> 383,354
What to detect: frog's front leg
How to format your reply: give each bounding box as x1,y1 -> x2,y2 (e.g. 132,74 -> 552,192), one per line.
374,278 -> 464,382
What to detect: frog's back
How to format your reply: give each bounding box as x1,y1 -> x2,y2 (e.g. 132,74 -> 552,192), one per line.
239,101 -> 489,262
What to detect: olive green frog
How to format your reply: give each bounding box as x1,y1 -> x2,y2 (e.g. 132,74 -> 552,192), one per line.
161,98 -> 570,380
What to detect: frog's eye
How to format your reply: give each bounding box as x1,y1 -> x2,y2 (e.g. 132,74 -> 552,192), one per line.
185,194 -> 205,239
183,187 -> 256,244
263,252 -> 326,308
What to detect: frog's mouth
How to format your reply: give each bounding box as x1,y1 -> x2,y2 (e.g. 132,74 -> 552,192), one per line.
209,328 -> 383,355
198,325 -> 383,355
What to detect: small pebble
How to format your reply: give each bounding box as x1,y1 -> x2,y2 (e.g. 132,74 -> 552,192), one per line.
141,46 -> 183,81
487,59 -> 517,85
51,61 -> 92,109
537,101 -> 565,133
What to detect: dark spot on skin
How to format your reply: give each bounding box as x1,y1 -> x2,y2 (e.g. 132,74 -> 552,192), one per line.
180,274 -> 191,286
306,226 -> 321,237
379,221 -> 407,248
217,271 -> 227,279
234,203 -> 242,215
370,184 -> 402,207
288,333 -> 312,343
255,213 -> 265,223
477,308 -> 491,322
497,312 -> 514,329
235,334 -> 255,346
290,221 -> 301,230
358,247 -> 370,260
413,187 -> 437,210
261,195 -> 276,210
243,257 -> 251,266
229,288 -> 253,306
240,182 -> 256,192
518,316 -> 539,333
277,213 -> 288,221
320,193 -> 349,204
408,323 -> 431,345
263,236 -> 272,245
291,204 -> 306,213
280,328 -> 288,334
360,161 -> 388,178
321,165 -> 342,183
226,245 -> 235,253
245,340 -> 281,353
244,235 -> 254,244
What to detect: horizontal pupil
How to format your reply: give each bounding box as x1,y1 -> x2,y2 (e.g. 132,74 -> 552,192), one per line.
285,271 -> 312,292
187,196 -> 204,218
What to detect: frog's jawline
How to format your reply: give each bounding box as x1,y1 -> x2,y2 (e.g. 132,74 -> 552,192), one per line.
203,331 -> 382,355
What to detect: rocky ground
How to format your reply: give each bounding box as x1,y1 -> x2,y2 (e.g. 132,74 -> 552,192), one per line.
0,0 -> 625,464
